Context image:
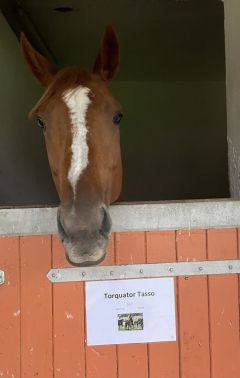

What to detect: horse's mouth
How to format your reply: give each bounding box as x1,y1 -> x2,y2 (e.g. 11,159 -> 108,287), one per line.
63,242 -> 107,266
65,252 -> 106,267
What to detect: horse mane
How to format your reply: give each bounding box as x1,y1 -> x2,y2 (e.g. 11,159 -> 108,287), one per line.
29,66 -> 91,118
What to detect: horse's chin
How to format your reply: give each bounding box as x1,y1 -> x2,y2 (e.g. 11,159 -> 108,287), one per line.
65,251 -> 106,267
62,238 -> 108,267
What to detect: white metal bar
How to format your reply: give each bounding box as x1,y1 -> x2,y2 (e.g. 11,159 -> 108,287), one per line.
47,259 -> 240,283
1,199 -> 240,236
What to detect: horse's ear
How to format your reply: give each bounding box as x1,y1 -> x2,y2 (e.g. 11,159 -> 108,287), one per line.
20,33 -> 57,87
93,25 -> 119,81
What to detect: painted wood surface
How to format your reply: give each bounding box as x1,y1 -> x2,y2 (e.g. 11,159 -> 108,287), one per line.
0,229 -> 239,378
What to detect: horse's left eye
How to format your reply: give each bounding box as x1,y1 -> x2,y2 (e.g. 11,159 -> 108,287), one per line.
113,112 -> 123,125
36,117 -> 46,130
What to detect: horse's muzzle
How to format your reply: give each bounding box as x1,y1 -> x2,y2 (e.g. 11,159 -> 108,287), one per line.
57,205 -> 111,266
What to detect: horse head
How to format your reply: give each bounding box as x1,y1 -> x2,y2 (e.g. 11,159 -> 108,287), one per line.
21,26 -> 122,266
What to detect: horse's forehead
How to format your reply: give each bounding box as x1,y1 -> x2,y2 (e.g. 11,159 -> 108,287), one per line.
54,69 -> 100,93
61,70 -> 112,97
32,69 -> 115,118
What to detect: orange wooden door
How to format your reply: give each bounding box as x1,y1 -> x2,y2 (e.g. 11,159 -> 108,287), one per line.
0,229 -> 239,378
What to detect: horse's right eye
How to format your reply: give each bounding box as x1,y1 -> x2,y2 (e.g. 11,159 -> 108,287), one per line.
36,117 -> 46,130
113,111 -> 123,126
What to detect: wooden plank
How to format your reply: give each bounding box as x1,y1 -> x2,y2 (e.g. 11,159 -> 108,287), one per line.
86,235 -> 117,378
146,231 -> 179,378
115,232 -> 149,378
176,230 -> 210,378
0,236 -> 20,378
20,235 -> 53,377
52,235 -> 85,378
207,229 -> 240,378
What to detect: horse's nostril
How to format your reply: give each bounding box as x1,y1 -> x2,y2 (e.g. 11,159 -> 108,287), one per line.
99,207 -> 111,239
57,214 -> 69,242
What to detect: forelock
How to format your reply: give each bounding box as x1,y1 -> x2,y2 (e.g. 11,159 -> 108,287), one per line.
29,67 -> 91,117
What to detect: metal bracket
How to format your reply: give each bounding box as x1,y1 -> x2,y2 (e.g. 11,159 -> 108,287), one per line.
0,270 -> 5,285
47,259 -> 240,283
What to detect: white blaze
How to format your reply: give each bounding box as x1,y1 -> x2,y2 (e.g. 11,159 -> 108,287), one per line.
63,86 -> 91,196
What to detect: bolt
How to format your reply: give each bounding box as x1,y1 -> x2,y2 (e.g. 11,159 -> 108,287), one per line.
51,272 -> 61,279
198,266 -> 203,271
139,269 -> 143,274
228,265 -> 233,270
169,267 -> 174,272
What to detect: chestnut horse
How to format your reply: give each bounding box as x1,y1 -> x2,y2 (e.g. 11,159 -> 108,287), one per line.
20,26 -> 122,266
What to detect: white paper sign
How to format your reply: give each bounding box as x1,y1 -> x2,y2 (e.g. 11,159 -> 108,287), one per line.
85,278 -> 176,346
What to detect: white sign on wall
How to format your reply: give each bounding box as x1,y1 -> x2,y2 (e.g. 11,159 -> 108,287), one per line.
85,278 -> 176,346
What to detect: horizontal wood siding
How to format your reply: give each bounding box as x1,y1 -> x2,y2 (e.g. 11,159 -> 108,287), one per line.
0,229 -> 239,377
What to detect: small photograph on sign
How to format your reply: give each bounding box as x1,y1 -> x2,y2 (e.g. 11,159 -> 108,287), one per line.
118,313 -> 144,331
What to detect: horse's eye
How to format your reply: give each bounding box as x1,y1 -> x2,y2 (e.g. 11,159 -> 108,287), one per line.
36,117 -> 46,130
113,112 -> 123,125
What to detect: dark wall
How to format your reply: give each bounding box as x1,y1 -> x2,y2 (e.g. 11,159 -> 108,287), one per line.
114,80 -> 228,201
0,13 -> 58,206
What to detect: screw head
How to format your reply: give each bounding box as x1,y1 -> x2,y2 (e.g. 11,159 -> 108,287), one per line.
168,267 -> 174,272
51,272 -> 61,279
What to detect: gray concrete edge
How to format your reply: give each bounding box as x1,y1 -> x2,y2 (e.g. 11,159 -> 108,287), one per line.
0,199 -> 240,236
